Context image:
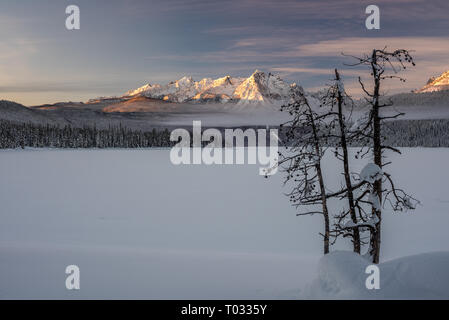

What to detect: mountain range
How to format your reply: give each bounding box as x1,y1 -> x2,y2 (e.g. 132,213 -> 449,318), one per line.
115,68 -> 449,106
122,70 -> 302,105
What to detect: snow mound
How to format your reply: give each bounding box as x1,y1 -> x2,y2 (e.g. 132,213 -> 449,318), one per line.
304,251 -> 449,299
360,163 -> 383,184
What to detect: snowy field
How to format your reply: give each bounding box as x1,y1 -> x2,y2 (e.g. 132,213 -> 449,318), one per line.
1,148 -> 449,299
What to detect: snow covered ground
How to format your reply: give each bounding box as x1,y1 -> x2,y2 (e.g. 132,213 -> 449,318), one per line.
0,148 -> 448,299
306,251 -> 449,299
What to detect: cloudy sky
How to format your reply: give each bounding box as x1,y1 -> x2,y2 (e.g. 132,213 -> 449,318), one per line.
1,0 -> 449,105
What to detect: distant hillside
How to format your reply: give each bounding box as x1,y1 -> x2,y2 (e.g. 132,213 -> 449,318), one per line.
386,90 -> 449,107
0,100 -> 59,124
1,99 -> 173,130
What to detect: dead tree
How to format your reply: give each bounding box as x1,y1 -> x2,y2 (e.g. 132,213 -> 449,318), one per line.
320,69 -> 362,253
279,89 -> 333,254
345,48 -> 419,263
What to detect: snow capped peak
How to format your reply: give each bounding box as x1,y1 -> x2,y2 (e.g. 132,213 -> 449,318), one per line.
417,70 -> 449,93
231,70 -> 301,104
233,71 -> 268,102
124,70 -> 302,105
214,75 -> 232,86
251,69 -> 264,76
175,76 -> 194,86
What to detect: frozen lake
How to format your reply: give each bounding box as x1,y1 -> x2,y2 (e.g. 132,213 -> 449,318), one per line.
1,148 -> 449,299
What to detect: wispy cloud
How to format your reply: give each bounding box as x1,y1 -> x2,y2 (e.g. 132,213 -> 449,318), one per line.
292,37 -> 449,58
270,67 -> 365,77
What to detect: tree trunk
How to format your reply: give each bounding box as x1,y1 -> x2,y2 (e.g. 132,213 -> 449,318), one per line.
307,106 -> 330,254
316,162 -> 330,254
370,50 -> 382,264
335,69 -> 361,254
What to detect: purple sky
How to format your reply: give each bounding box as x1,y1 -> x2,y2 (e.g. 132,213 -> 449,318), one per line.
1,0 -> 449,105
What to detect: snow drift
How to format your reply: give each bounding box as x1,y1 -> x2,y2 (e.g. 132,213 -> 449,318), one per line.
304,251 -> 449,299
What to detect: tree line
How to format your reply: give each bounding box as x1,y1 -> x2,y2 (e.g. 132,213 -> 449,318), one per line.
1,118 -> 448,150
0,121 -> 174,149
